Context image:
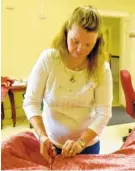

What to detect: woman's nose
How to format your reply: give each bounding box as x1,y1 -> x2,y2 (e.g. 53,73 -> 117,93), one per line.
77,43 -> 84,52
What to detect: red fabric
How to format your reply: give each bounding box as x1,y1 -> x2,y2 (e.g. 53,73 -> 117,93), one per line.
1,77 -> 14,102
1,132 -> 48,170
121,127 -> 135,149
120,70 -> 135,119
1,129 -> 135,170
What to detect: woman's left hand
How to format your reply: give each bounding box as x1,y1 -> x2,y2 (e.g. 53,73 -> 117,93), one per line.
62,140 -> 83,157
61,129 -> 97,157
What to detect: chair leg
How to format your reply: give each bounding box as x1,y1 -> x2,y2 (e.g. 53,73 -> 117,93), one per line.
123,136 -> 128,142
129,129 -> 132,133
30,123 -> 33,129
123,128 -> 133,142
1,102 -> 5,129
8,90 -> 16,127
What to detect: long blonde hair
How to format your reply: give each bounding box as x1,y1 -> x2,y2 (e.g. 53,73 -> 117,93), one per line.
51,5 -> 108,84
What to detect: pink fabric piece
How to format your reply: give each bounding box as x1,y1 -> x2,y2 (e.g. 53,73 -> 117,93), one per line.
1,77 -> 14,102
1,86 -> 9,102
1,129 -> 135,170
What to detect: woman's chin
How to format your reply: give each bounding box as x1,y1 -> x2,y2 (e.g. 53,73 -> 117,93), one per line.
72,52 -> 81,58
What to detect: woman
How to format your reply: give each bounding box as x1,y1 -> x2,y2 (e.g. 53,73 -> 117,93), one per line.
23,5 -> 113,164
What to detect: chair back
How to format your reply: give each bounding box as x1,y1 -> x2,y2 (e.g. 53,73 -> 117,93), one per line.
120,70 -> 135,119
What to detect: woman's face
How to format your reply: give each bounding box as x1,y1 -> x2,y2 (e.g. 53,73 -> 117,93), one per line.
67,24 -> 98,59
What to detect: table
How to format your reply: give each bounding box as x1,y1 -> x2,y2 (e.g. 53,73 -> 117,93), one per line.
8,85 -> 26,127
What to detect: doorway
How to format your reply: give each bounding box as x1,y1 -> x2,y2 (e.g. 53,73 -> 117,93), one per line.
102,17 -> 121,106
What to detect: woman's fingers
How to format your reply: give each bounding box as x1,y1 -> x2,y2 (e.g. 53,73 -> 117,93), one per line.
71,147 -> 79,157
40,136 -> 55,163
48,144 -> 56,158
67,143 -> 77,157
51,146 -> 56,158
62,140 -> 74,157
40,140 -> 50,162
40,137 -> 50,162
62,140 -> 84,157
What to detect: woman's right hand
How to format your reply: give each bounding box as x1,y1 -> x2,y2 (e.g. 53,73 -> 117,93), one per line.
39,135 -> 56,164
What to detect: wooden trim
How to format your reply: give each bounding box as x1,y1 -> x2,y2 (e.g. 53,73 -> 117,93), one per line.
98,9 -> 129,18
111,55 -> 120,58
129,32 -> 135,38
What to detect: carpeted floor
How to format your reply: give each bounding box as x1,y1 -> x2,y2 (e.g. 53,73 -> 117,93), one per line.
108,106 -> 135,126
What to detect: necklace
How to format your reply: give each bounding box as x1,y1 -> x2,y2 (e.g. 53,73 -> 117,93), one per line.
69,60 -> 88,83
61,55 -> 88,83
69,67 -> 80,83
70,76 -> 76,83
64,65 -> 88,83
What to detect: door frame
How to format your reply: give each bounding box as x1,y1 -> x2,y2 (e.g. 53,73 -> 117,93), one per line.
98,9 -> 129,18
98,9 -> 130,106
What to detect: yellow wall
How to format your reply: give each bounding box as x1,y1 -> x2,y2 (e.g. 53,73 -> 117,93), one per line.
2,0 -> 135,79
103,18 -> 121,56
1,0 -> 135,118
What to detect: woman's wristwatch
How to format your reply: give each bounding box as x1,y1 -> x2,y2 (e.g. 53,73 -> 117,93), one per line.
77,138 -> 86,148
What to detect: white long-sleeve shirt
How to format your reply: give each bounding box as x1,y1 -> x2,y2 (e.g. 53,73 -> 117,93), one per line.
23,48 -> 113,148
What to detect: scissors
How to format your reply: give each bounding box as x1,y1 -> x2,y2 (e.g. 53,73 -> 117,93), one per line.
48,144 -> 55,170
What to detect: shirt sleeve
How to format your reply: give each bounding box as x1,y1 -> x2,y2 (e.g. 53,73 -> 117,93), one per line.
23,49 -> 53,120
88,62 -> 113,135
